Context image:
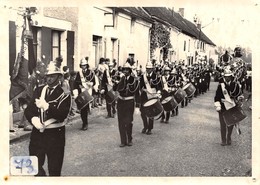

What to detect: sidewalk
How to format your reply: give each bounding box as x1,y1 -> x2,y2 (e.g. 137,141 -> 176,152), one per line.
10,104 -> 107,144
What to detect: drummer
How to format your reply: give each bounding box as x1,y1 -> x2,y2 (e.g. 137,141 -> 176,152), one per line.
138,61 -> 161,135
169,68 -> 179,117
100,59 -> 117,118
214,66 -> 244,146
113,62 -> 139,147
160,66 -> 172,123
74,57 -> 96,130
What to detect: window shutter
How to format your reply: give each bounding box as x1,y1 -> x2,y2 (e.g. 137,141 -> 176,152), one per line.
41,26 -> 52,64
67,31 -> 75,71
9,21 -> 16,76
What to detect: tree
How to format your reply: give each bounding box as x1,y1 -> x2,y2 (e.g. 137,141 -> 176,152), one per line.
150,22 -> 172,61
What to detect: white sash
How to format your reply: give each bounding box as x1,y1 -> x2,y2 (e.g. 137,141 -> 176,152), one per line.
79,70 -> 93,96
143,73 -> 156,99
106,69 -> 113,85
162,75 -> 169,92
39,85 -> 58,132
220,83 -> 235,110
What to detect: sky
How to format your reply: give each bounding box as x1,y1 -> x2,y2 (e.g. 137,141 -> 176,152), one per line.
172,0 -> 260,49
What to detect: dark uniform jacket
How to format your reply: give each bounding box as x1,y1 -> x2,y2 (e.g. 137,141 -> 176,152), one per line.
138,72 -> 162,105
24,85 -> 71,147
214,78 -> 242,111
74,69 -> 96,94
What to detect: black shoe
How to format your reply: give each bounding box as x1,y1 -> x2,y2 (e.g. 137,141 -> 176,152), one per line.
146,130 -> 152,135
141,128 -> 147,134
160,119 -> 165,123
128,141 -> 133,146
221,142 -> 226,146
119,143 -> 126,147
165,120 -> 169,124
82,125 -> 88,130
226,140 -> 231,145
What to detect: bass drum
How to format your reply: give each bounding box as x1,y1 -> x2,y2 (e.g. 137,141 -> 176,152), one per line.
173,88 -> 186,104
223,106 -> 247,126
182,83 -> 196,97
75,89 -> 94,110
161,96 -> 178,112
143,98 -> 163,118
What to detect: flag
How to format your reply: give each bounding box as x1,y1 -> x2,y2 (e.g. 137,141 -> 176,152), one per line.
9,53 -> 29,102
9,13 -> 36,103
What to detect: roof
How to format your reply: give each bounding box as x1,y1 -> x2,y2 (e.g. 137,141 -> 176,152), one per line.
108,7 -> 215,46
114,7 -> 153,23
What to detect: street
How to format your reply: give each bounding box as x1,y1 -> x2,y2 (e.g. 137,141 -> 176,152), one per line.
10,82 -> 252,176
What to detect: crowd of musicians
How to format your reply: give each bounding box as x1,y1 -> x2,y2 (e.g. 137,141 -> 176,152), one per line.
69,46 -> 250,148
71,56 -> 215,147
21,45 -> 251,176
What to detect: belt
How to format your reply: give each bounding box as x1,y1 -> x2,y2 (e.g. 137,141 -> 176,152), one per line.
40,118 -> 66,132
118,95 -> 134,100
44,122 -> 65,129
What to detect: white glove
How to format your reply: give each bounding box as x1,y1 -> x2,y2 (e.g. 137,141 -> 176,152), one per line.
31,117 -> 44,130
134,107 -> 140,115
100,89 -> 105,94
35,99 -> 49,111
216,106 -> 221,112
214,101 -> 221,112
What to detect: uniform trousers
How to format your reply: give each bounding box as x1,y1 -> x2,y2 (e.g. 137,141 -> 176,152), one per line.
140,107 -> 154,130
117,98 -> 134,145
80,105 -> 89,127
106,100 -> 116,116
218,111 -> 234,143
29,126 -> 65,176
161,111 -> 170,122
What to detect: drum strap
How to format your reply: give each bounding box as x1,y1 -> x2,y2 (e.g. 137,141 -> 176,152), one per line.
106,69 -> 113,85
79,70 -> 93,96
39,85 -> 48,123
79,70 -> 88,89
162,76 -> 169,92
143,73 -> 153,93
220,83 -> 235,110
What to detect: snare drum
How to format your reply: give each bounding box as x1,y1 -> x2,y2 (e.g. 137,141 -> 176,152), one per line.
182,83 -> 196,97
161,96 -> 178,112
105,89 -> 119,104
173,88 -> 186,104
75,89 -> 94,110
143,98 -> 163,118
223,106 -> 247,126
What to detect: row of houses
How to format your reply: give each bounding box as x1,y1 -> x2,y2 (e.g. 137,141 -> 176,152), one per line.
3,6 -> 216,74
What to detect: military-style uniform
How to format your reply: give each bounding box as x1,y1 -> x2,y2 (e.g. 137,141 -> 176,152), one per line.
113,70 -> 139,146
214,73 -> 243,146
138,70 -> 161,134
25,80 -> 71,176
74,66 -> 96,130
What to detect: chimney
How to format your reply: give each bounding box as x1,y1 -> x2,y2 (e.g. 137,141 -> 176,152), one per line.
179,8 -> 184,17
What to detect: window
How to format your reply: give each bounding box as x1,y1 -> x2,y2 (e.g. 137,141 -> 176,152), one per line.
52,30 -> 61,60
184,40 -> 186,51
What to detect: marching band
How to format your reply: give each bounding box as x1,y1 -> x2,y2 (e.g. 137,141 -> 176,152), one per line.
25,46 -> 249,150
93,56 -> 216,146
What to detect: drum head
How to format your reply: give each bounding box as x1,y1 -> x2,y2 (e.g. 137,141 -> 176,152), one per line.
162,96 -> 172,104
143,98 -> 158,107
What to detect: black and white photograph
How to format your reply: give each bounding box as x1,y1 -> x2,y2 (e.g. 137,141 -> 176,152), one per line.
1,0 -> 259,184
